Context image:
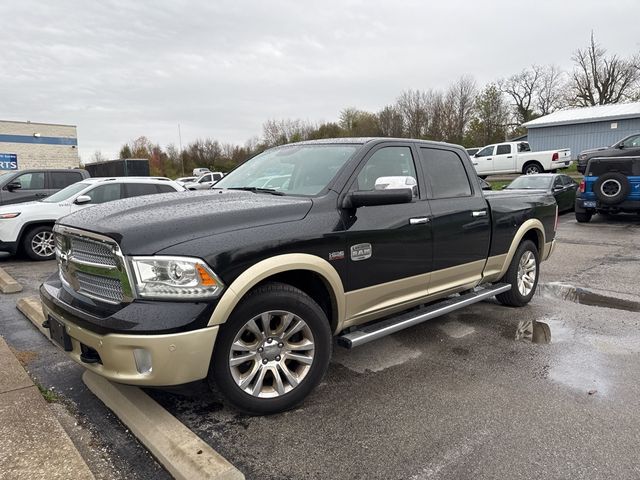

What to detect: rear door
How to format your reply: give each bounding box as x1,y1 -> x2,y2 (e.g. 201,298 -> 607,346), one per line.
47,171 -> 84,196
417,146 -> 491,295
493,144 -> 515,173
2,171 -> 47,204
472,145 -> 495,175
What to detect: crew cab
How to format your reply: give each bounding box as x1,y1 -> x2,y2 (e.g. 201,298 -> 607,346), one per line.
184,171 -> 224,190
471,141 -> 571,177
577,132 -> 640,174
574,156 -> 640,222
41,138 -> 557,414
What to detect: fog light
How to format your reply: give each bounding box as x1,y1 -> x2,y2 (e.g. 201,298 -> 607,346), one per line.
133,348 -> 153,375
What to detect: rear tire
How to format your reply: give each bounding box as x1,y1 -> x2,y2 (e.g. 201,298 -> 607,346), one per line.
22,226 -> 55,261
523,162 -> 543,175
210,282 -> 332,415
496,240 -> 539,307
575,212 -> 592,223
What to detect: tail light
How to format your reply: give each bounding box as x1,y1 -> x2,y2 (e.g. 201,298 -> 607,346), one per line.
551,152 -> 559,161
578,180 -> 585,193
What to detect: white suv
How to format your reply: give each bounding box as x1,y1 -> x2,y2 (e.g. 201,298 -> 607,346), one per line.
0,177 -> 184,260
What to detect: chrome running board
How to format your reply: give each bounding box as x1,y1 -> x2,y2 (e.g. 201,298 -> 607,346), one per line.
337,283 -> 511,349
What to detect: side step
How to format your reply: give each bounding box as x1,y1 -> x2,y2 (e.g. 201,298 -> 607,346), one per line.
337,283 -> 511,349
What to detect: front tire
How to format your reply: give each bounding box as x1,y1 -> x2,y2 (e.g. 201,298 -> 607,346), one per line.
23,226 -> 55,260
496,240 -> 539,307
210,282 -> 332,415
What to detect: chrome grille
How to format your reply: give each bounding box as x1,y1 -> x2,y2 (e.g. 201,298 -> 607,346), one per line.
76,272 -> 124,303
70,237 -> 117,266
54,225 -> 134,305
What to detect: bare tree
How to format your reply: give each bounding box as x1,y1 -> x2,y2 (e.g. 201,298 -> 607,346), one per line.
91,150 -> 107,163
262,119 -> 314,146
537,65 -> 567,115
377,105 -> 404,137
568,33 -> 640,106
395,89 -> 430,138
500,66 -> 543,124
447,76 -> 477,143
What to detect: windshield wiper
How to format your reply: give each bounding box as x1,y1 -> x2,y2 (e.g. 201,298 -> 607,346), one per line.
226,187 -> 286,196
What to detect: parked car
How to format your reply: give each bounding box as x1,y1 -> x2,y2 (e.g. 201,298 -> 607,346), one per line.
41,138 -> 557,414
501,174 -> 578,212
466,147 -> 480,157
0,169 -> 89,206
175,176 -> 197,185
184,171 -> 224,190
574,156 -> 640,222
192,167 -> 211,177
0,177 -> 184,260
471,141 -> 571,177
576,132 -> 640,174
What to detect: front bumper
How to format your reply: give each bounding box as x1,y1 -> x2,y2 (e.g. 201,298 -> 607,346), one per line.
40,275 -> 220,386
0,240 -> 18,255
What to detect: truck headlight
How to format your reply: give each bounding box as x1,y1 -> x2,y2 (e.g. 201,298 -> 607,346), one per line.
578,154 -> 587,160
130,256 -> 224,300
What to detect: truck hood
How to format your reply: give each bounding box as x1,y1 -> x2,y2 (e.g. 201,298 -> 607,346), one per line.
580,146 -> 609,156
57,190 -> 313,254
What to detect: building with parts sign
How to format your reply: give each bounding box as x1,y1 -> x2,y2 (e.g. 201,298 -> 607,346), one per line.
0,120 -> 79,171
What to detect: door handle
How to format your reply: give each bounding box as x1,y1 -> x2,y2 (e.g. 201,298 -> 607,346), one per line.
35,193 -> 47,197
472,210 -> 487,217
409,217 -> 430,225
507,156 -> 513,158
486,158 -> 492,161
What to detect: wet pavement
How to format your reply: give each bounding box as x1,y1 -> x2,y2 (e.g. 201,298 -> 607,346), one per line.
0,213 -> 639,479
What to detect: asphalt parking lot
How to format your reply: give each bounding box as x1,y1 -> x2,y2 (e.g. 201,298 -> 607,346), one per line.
1,213 -> 639,480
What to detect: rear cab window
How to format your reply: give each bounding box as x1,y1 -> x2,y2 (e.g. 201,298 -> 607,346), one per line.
496,144 -> 512,155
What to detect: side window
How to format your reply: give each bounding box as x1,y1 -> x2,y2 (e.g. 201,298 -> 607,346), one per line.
553,177 -> 563,189
156,184 -> 177,193
476,146 -> 494,157
496,144 -> 511,155
126,183 -> 160,198
561,176 -> 574,186
622,135 -> 640,148
85,184 -> 122,204
355,146 -> 418,192
50,171 -> 82,189
212,173 -> 223,181
12,172 -> 45,190
199,174 -> 212,183
419,148 -> 472,199
518,142 -> 531,152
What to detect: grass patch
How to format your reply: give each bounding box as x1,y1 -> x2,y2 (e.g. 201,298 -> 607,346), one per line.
488,180 -> 510,190
36,383 -> 59,403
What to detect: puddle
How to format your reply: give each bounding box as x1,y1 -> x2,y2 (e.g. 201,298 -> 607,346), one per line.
539,282 -> 640,313
515,320 -> 551,344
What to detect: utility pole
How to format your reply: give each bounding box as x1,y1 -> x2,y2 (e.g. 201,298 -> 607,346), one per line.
178,123 -> 184,176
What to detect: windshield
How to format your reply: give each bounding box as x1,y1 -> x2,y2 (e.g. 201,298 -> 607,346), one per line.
214,144 -> 360,196
41,182 -> 90,203
506,176 -> 552,190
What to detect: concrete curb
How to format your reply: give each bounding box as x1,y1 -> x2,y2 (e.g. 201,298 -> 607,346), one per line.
538,282 -> 640,312
0,336 -> 95,479
16,297 -> 47,336
0,266 -> 22,293
83,371 -> 245,480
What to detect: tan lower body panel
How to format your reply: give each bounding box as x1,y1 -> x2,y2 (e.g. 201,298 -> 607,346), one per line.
43,303 -> 218,386
343,260 -> 485,328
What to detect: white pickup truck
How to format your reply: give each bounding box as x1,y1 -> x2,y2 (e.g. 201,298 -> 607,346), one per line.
471,141 -> 571,177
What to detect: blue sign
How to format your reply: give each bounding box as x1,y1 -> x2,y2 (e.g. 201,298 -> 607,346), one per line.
0,153 -> 17,170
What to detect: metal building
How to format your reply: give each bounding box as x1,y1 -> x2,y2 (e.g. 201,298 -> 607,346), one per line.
522,102 -> 640,159
0,120 -> 79,172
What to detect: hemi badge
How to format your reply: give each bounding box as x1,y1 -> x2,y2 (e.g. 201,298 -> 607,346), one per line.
329,251 -> 345,261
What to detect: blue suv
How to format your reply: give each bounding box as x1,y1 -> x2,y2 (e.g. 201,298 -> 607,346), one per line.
575,157 -> 640,222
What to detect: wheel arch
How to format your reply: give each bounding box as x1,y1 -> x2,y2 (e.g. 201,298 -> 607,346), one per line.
522,160 -> 544,174
18,220 -> 56,247
208,254 -> 346,334
496,219 -> 546,280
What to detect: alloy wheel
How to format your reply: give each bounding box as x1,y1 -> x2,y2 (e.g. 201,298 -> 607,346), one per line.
229,310 -> 315,398
516,250 -> 537,296
31,231 -> 55,258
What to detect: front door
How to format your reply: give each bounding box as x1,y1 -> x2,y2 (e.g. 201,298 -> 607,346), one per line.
417,146 -> 491,295
472,145 -> 495,175
2,171 -> 48,204
341,144 -> 433,323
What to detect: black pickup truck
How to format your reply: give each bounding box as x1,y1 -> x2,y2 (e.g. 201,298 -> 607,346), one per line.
41,138 -> 557,414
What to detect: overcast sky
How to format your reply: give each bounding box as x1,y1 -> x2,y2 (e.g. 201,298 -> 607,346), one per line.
1,0 -> 639,161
